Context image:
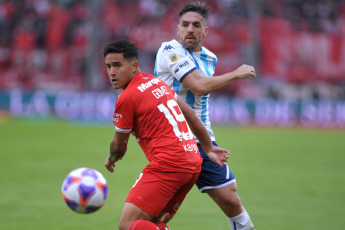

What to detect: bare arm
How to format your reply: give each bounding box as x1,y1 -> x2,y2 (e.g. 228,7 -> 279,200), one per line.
105,131 -> 130,173
182,64 -> 256,96
176,97 -> 229,166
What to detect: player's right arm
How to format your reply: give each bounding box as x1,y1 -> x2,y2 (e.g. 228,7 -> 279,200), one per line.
105,131 -> 130,173
106,91 -> 134,173
155,42 -> 255,96
181,64 -> 256,96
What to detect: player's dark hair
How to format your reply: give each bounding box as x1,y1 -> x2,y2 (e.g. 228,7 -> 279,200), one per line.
179,1 -> 209,23
103,40 -> 138,61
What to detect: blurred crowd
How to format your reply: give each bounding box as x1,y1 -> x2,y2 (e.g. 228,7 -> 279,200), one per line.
0,0 -> 344,101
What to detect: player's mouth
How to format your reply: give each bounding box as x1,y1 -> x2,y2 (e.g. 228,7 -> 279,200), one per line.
111,78 -> 118,85
185,35 -> 195,41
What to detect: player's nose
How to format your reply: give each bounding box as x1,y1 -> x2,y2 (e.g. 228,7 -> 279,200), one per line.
187,24 -> 194,32
109,67 -> 116,76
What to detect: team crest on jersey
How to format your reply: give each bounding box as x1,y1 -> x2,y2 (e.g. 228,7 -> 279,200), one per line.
169,53 -> 178,62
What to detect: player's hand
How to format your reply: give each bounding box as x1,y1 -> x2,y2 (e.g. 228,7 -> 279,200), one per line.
205,146 -> 230,167
234,64 -> 256,79
105,155 -> 116,173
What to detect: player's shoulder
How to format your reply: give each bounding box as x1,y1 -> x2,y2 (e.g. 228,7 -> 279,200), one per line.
158,39 -> 183,54
201,46 -> 217,59
129,72 -> 163,92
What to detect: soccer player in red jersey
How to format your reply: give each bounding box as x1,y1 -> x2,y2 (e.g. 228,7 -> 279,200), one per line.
103,40 -> 230,230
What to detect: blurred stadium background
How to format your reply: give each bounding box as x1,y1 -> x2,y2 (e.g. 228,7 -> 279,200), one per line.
0,0 -> 344,126
1,0 -> 345,230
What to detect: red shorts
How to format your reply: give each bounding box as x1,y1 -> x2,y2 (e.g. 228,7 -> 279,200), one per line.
125,167 -> 200,217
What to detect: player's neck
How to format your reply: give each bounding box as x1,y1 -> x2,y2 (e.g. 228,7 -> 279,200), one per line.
187,46 -> 202,53
179,41 -> 202,52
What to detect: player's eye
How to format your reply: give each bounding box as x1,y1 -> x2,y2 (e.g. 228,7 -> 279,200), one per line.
194,23 -> 201,28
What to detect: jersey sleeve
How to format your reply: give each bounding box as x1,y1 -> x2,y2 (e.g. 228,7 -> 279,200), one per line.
159,47 -> 197,82
113,94 -> 134,133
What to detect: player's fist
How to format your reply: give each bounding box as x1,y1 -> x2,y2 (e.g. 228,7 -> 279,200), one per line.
105,155 -> 116,173
234,64 -> 256,79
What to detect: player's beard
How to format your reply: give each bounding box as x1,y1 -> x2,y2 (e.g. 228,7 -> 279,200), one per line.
182,39 -> 201,52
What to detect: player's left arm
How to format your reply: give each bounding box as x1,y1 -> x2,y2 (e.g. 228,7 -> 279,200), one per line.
176,97 -> 229,167
105,131 -> 130,173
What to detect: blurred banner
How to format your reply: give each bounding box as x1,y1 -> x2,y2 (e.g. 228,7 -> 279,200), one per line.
0,90 -> 116,123
209,96 -> 345,128
260,18 -> 345,83
1,0 -> 345,129
1,89 -> 344,128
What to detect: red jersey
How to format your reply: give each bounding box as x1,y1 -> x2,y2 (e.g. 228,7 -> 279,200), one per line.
113,72 -> 202,173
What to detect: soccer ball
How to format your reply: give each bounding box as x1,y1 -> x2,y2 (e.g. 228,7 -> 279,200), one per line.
61,167 -> 108,214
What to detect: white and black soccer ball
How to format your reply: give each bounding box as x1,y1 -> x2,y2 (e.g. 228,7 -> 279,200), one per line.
61,167 -> 108,214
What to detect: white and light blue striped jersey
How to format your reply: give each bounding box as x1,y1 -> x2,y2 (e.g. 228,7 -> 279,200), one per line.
154,39 -> 218,142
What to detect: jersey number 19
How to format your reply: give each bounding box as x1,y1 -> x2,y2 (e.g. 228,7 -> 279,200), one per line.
158,99 -> 193,141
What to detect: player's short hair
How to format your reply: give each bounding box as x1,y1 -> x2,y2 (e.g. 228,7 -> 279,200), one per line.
103,40 -> 138,61
179,1 -> 209,23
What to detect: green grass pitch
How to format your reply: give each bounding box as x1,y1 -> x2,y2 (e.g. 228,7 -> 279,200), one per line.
1,119 -> 344,229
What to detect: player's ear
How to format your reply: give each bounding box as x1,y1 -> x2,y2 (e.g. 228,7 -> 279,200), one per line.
132,60 -> 139,73
204,26 -> 208,37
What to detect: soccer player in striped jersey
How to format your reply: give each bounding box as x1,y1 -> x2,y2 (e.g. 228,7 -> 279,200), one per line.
154,2 -> 256,230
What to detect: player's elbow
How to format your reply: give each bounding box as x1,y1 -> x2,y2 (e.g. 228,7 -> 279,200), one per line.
191,86 -> 209,96
182,74 -> 212,95
188,84 -> 209,96
192,90 -> 204,96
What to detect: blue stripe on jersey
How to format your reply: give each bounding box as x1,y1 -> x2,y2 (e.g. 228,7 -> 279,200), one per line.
213,56 -> 218,70
188,51 -> 200,70
184,47 -> 189,56
200,94 -> 208,123
172,78 -> 181,94
185,50 -> 198,110
199,50 -> 214,125
153,58 -> 158,77
200,51 -> 211,77
186,90 -> 195,109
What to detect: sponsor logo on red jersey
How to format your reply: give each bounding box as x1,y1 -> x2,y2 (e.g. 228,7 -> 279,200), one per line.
137,78 -> 161,92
